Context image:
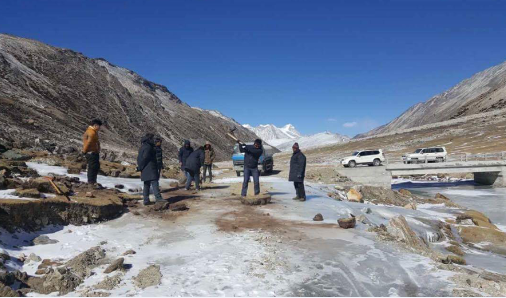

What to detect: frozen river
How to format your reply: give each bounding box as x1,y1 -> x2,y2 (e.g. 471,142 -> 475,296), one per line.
394,181 -> 506,231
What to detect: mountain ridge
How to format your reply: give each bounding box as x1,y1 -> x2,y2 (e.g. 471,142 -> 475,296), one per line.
0,33 -> 257,161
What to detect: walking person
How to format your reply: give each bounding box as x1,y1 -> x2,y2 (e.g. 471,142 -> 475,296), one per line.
203,141 -> 215,183
289,142 -> 307,201
178,140 -> 193,171
239,139 -> 263,197
184,146 -> 205,191
137,133 -> 163,206
82,119 -> 102,185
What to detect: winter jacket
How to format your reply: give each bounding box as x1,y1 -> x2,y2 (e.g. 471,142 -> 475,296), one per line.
82,126 -> 100,153
155,146 -> 163,172
137,136 -> 159,182
289,149 -> 306,182
239,144 -> 263,169
204,148 -> 215,165
178,140 -> 194,169
184,148 -> 205,173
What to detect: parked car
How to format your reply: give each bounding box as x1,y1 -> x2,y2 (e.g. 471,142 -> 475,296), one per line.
232,143 -> 275,176
402,147 -> 447,164
341,149 -> 385,168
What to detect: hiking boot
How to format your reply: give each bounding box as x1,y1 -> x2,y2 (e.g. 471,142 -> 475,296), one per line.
292,196 -> 300,200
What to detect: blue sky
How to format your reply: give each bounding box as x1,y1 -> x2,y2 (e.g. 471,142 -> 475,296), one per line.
2,0 -> 506,136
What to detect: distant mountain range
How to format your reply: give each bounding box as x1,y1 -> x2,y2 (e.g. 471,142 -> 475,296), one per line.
243,124 -> 349,151
0,34 -> 257,160
358,60 -> 506,138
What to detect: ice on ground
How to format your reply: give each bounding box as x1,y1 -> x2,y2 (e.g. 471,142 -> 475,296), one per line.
213,176 -> 286,184
0,189 -> 38,201
26,162 -> 177,193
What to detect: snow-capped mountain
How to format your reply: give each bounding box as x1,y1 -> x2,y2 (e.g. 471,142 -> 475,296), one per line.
243,124 -> 349,151
243,124 -> 301,141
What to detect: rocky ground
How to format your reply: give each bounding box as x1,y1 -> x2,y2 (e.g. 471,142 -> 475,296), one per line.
0,146 -> 505,296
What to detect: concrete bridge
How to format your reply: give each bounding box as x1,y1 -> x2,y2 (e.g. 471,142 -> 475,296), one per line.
336,160 -> 506,188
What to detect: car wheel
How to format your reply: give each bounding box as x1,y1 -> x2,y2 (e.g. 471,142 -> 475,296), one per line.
236,171 -> 241,177
348,160 -> 356,168
373,159 -> 381,166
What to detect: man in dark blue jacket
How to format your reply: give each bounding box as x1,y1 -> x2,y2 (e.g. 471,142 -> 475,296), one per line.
184,146 -> 205,191
137,133 -> 163,205
238,139 -> 263,197
178,140 -> 193,171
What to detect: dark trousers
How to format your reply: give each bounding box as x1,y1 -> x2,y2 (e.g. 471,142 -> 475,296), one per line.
86,153 -> 100,184
242,167 -> 260,197
185,169 -> 201,190
294,181 -> 306,199
143,180 -> 163,203
203,164 -> 213,182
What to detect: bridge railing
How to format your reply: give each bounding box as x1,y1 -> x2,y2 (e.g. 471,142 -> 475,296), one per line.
384,151 -> 506,165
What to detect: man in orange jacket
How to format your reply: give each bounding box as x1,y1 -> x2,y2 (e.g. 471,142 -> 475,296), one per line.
82,119 -> 102,184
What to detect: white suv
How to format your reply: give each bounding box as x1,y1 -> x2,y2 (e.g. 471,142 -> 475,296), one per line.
341,150 -> 385,168
402,147 -> 447,164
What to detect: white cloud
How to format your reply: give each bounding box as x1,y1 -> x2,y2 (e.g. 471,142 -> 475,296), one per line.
327,118 -> 337,122
342,121 -> 357,128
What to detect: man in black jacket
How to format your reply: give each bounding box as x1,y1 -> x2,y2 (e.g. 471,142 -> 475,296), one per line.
239,139 -> 263,197
184,146 -> 205,191
178,140 -> 193,171
154,136 -> 163,177
289,142 -> 307,201
137,133 -> 163,205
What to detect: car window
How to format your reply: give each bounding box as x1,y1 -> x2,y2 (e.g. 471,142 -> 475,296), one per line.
373,151 -> 379,155
415,149 -> 422,153
352,151 -> 360,156
436,148 -> 444,152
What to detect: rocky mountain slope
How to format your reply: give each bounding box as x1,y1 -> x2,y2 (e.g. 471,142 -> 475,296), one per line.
0,34 -> 257,161
359,60 -> 506,138
243,124 -> 349,151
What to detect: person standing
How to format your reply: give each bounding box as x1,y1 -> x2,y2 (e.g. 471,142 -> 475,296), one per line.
178,140 -> 193,171
239,139 -> 263,197
154,136 -> 164,177
184,146 -> 205,191
82,119 -> 102,184
203,141 -> 215,183
137,133 -> 163,206
289,142 -> 307,201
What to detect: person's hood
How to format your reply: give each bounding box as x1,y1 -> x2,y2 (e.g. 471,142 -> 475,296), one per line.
184,140 -> 191,146
141,135 -> 154,145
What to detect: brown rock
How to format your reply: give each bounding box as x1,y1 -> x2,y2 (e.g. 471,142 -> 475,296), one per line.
153,202 -> 170,211
122,249 -> 136,256
435,193 -> 450,200
85,192 -> 95,198
313,213 -> 324,221
103,258 -> 124,274
445,255 -> 466,265
170,202 -> 189,211
169,181 -> 179,188
403,202 -> 417,210
446,245 -> 464,256
338,217 -> 356,229
458,225 -> 506,255
399,189 -> 412,196
386,215 -> 428,251
346,188 -> 363,203
464,210 -> 498,230
133,265 -> 162,289
14,188 -> 40,198
240,193 -> 271,205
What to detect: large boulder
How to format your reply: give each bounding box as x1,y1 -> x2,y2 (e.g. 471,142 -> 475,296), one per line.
64,246 -> 106,279
464,210 -> 498,230
103,258 -> 124,274
14,188 -> 41,199
387,215 -> 428,252
338,217 -> 356,229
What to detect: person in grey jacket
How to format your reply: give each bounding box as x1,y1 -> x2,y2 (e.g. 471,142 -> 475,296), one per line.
289,142 -> 307,201
184,146 -> 205,191
137,133 -> 163,205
